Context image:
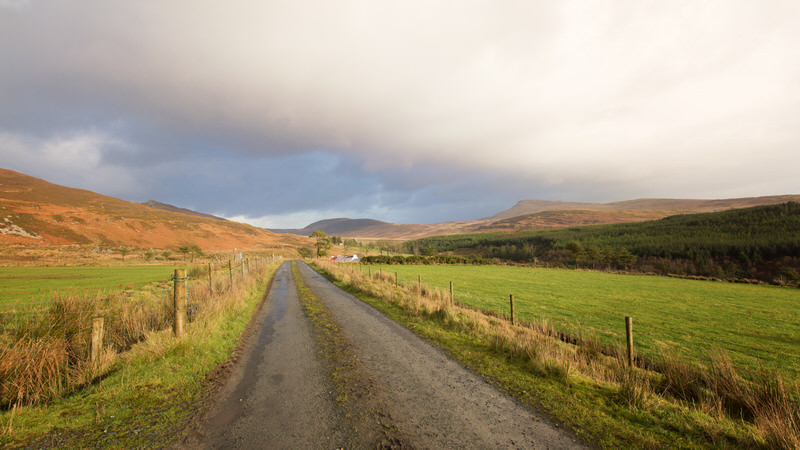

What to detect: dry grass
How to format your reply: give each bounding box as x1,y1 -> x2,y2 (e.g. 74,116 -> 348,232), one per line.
0,259 -> 277,410
318,260 -> 800,448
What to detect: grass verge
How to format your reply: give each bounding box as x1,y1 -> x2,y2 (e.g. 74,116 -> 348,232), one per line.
313,260 -> 800,449
0,263 -> 279,448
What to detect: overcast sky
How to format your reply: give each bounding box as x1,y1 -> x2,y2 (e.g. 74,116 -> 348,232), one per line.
2,1 -> 799,228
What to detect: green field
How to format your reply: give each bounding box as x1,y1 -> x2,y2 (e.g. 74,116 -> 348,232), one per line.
369,264 -> 800,378
0,265 -> 178,306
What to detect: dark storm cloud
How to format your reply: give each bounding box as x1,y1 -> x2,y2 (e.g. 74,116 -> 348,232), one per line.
2,1 -> 799,227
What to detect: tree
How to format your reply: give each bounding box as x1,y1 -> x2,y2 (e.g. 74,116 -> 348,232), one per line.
615,248 -> 637,269
177,244 -> 191,261
310,230 -> 332,257
118,247 -> 131,261
177,243 -> 203,262
188,243 -> 203,262
421,245 -> 437,256
774,267 -> 800,286
297,247 -> 313,258
143,251 -> 155,261
565,240 -> 584,267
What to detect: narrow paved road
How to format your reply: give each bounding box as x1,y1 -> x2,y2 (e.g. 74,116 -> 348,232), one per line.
186,261 -> 584,448
185,262 -> 350,448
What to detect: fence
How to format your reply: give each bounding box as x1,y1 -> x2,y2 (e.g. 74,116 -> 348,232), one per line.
346,261 -> 638,368
0,255 -> 282,408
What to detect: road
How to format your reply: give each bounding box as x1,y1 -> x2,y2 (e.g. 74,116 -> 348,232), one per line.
183,261 -> 584,449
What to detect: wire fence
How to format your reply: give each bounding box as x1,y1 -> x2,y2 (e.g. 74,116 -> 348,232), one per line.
0,255 -> 283,408
0,256 -> 280,336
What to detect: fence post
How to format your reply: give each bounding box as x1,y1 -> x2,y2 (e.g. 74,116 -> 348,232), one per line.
90,316 -> 104,363
395,272 -> 398,287
418,274 -> 421,292
241,257 -> 246,278
208,263 -> 213,294
174,269 -> 187,337
229,260 -> 233,286
625,316 -> 634,368
509,294 -> 515,325
450,281 -> 454,305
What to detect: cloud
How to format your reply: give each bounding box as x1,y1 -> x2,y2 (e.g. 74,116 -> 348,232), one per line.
2,1 -> 799,226
0,131 -> 142,196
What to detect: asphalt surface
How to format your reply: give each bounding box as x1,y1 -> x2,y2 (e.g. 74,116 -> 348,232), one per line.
186,260 -> 585,449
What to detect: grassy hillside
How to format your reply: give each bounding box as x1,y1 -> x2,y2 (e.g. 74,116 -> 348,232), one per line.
407,202 -> 800,284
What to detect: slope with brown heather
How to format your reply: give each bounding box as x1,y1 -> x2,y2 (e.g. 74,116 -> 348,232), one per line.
485,196 -> 800,221
0,168 -> 309,250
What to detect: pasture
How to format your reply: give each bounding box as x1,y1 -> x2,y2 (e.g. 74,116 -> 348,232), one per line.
0,265 -> 175,306
369,264 -> 800,378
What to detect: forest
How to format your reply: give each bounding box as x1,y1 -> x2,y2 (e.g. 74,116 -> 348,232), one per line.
404,202 -> 800,285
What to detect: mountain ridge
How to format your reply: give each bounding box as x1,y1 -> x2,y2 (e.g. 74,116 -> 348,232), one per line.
273,196 -> 800,239
485,196 -> 800,221
0,168 -> 308,250
5,167 -> 798,243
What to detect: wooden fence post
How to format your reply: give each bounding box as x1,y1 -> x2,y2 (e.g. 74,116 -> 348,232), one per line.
418,275 -> 421,292
450,281 -> 454,305
625,316 -> 634,368
229,260 -> 233,286
208,263 -> 213,294
241,257 -> 246,278
509,294 -> 515,325
90,316 -> 104,362
395,272 -> 398,287
174,269 -> 186,337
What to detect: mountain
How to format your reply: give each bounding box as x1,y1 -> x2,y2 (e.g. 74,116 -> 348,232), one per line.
269,218 -> 484,240
271,218 -> 392,237
142,200 -> 226,221
486,196 -> 800,221
0,168 -> 309,250
273,195 -> 800,240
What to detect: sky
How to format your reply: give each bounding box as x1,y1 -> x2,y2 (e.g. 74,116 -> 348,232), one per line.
1,1 -> 799,228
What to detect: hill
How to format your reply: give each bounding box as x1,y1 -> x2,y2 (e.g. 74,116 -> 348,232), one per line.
271,218 -> 393,236
407,202 -> 800,284
270,217 -> 486,240
0,168 -> 309,251
272,195 -> 800,240
486,196 -> 800,221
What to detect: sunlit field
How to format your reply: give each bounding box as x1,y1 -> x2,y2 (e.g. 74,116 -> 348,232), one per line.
367,264 -> 800,378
